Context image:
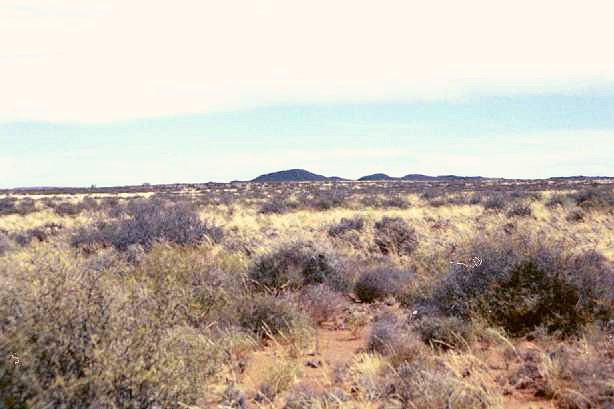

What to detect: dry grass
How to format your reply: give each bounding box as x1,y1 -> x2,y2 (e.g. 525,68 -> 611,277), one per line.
1,180 -> 612,408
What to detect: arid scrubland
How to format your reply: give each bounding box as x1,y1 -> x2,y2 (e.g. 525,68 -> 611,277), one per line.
1,179 -> 613,408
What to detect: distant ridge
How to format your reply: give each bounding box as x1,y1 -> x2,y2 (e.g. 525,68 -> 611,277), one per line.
358,173 -> 395,181
358,173 -> 485,181
251,169 -> 331,182
249,169 -> 488,182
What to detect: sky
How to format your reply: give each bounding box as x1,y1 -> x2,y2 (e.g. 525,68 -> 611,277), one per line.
1,0 -> 614,187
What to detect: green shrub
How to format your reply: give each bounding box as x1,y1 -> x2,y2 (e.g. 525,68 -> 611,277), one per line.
0,248 -> 224,408
427,232 -> 613,337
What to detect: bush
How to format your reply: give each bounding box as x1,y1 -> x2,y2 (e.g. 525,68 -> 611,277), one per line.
565,209 -> 585,223
381,196 -> 410,209
0,198 -> 37,216
427,233 -> 614,337
238,294 -> 312,339
257,360 -> 300,401
545,193 -> 570,208
506,201 -> 532,217
412,316 -> 474,350
135,244 -> 243,327
354,266 -> 414,303
0,197 -> 17,215
385,359 -> 498,409
367,313 -> 426,365
0,249 -> 224,408
81,196 -> 99,211
305,191 -> 348,211
10,224 -> 61,247
71,198 -> 222,251
373,216 -> 418,256
284,383 -> 348,409
298,284 -> 344,324
328,216 -> 365,238
571,187 -> 614,210
544,333 -> 614,408
17,198 -> 37,215
482,193 -> 506,210
53,201 -> 83,216
259,200 -> 291,214
249,242 -> 346,292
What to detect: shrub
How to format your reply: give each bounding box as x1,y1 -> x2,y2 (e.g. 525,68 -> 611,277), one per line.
81,196 -> 99,211
259,200 -> 290,214
135,244 -> 243,327
0,198 -> 37,216
249,242 -> 346,292
385,359 -> 499,409
101,196 -> 122,216
412,316 -> 474,350
545,193 -> 570,208
12,230 -> 43,247
305,191 -> 348,211
373,216 -> 418,256
367,313 -> 426,365
284,384 -> 349,409
53,201 -> 83,216
10,225 -> 57,247
468,192 -> 484,205
420,190 -> 442,201
238,294 -> 312,339
427,233 -> 614,337
506,201 -> 532,217
15,198 -> 37,216
0,197 -> 17,215
354,266 -> 414,303
571,187 -> 614,210
482,193 -> 507,210
71,198 -> 222,251
545,333 -> 614,408
328,216 -> 365,238
565,209 -> 585,223
257,360 -> 300,401
381,196 -> 410,209
0,249 -> 224,408
298,284 -> 344,324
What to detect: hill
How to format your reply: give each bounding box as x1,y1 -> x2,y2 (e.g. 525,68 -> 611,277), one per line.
251,169 -> 331,182
358,173 -> 396,181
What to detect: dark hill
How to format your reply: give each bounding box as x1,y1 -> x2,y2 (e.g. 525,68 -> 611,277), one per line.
358,173 -> 396,181
251,169 -> 330,182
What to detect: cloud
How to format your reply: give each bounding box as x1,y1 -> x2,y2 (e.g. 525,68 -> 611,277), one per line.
1,0 -> 614,122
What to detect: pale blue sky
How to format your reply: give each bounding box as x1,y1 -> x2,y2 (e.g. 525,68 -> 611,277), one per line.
1,1 -> 614,187
2,92 -> 613,187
